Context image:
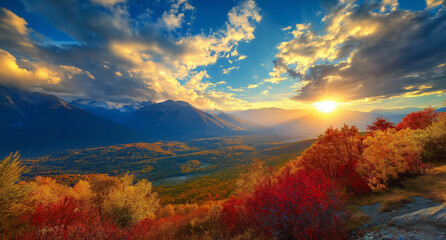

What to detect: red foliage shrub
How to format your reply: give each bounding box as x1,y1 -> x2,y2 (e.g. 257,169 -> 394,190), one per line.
17,197 -> 129,240
298,125 -> 370,195
367,117 -> 395,132
221,169 -> 349,240
396,107 -> 438,130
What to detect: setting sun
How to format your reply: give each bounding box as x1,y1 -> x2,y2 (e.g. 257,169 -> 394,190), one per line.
315,101 -> 337,113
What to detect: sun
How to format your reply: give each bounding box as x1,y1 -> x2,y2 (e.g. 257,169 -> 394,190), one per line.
314,101 -> 337,113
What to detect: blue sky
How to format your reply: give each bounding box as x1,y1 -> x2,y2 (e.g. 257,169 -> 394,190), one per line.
0,0 -> 445,111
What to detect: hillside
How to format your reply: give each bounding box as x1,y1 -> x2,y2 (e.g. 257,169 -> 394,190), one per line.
0,86 -> 140,155
23,135 -> 316,203
127,100 -> 247,138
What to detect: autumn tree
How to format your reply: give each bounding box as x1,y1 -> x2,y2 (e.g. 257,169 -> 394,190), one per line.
102,174 -> 159,227
367,117 -> 395,132
419,114 -> 446,161
0,152 -> 30,235
233,159 -> 264,195
359,128 -> 428,191
297,125 -> 369,195
396,107 -> 438,130
88,174 -> 121,215
221,169 -> 348,239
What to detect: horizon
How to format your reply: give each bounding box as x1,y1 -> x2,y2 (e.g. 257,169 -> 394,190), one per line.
0,0 -> 445,112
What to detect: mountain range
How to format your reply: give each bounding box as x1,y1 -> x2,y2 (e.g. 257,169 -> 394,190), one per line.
0,86 -> 246,155
1,85 -> 443,155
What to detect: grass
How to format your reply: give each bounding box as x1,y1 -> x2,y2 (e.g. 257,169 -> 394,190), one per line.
346,161 -> 446,236
351,162 -> 446,208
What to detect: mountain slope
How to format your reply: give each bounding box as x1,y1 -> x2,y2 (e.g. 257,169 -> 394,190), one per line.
0,86 -> 140,155
127,100 -> 246,138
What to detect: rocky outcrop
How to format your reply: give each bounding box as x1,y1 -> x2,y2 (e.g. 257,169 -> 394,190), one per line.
391,205 -> 446,233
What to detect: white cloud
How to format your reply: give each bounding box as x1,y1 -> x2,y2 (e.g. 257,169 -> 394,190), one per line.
90,0 -> 126,6
222,66 -> 239,75
1,0 -> 262,109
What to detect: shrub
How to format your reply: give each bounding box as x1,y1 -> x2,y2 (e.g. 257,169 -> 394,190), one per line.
221,169 -> 349,240
18,197 -> 129,240
419,114 -> 446,161
297,125 -> 370,195
359,128 -> 428,191
0,152 -> 30,235
102,174 -> 159,227
396,107 -> 438,130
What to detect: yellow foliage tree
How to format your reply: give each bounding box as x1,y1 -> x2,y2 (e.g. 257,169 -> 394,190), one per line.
0,152 -> 30,234
28,176 -> 71,204
359,128 -> 427,191
419,114 -> 446,161
103,174 -> 159,227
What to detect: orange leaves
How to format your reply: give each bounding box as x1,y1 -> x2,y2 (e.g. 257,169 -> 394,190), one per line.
359,128 -> 428,191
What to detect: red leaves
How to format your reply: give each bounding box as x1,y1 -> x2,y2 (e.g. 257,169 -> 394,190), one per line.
221,169 -> 349,240
396,107 -> 438,130
298,125 -> 371,195
367,117 -> 395,132
18,197 -> 129,240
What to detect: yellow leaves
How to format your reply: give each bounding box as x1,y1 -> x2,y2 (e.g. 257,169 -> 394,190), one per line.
360,128 -> 425,192
102,174 -> 159,226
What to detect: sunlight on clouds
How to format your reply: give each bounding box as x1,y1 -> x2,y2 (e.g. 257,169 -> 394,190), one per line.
0,49 -> 91,86
426,0 -> 444,9
0,8 -> 27,34
268,0 -> 446,106
90,0 -> 126,6
0,0 -> 262,110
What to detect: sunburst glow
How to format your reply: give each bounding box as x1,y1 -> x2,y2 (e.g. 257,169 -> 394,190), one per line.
315,101 -> 337,113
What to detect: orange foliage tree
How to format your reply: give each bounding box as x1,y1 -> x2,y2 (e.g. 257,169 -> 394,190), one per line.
358,128 -> 428,191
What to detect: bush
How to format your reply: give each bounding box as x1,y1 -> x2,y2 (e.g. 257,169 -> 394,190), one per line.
419,114 -> 446,161
18,197 -> 129,240
297,125 -> 370,195
221,169 -> 349,240
396,107 -> 438,130
359,128 -> 428,191
0,152 -> 30,235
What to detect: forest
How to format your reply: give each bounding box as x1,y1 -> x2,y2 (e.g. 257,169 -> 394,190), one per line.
1,107 -> 445,239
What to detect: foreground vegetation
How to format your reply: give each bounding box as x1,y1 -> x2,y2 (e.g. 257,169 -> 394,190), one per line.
1,107 -> 445,239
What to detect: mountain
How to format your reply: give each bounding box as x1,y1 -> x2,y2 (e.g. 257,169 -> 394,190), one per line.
0,86 -> 140,155
271,110 -> 379,140
235,108 -> 380,140
127,100 -> 247,138
235,108 -> 311,127
70,99 -> 156,124
207,109 -> 263,131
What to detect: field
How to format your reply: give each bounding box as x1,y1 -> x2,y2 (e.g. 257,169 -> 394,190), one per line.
22,135 -> 316,203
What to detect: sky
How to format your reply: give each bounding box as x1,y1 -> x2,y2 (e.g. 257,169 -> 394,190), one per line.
0,0 -> 445,111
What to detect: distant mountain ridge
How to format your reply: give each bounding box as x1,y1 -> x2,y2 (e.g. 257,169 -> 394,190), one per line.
127,100 -> 247,138
0,86 -> 140,155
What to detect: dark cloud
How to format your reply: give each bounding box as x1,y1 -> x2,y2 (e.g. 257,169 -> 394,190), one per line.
274,1 -> 446,102
0,0 -> 262,107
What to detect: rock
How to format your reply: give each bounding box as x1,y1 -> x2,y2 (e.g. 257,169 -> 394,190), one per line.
391,205 -> 446,233
397,234 -> 405,240
382,234 -> 394,239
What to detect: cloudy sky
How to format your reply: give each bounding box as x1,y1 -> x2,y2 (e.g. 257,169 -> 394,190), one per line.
0,0 -> 445,111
